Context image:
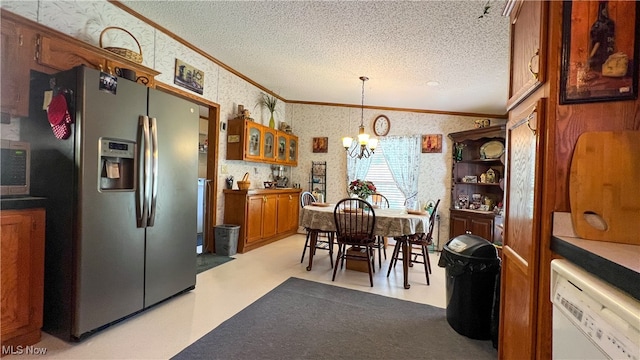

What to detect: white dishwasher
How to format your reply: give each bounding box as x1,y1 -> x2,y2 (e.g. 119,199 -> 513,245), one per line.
551,259 -> 640,359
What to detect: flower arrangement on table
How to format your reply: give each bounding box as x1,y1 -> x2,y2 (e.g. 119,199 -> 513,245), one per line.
348,179 -> 376,199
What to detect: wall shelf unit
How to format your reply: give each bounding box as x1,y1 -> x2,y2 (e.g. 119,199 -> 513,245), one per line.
309,161 -> 326,202
448,125 -> 505,243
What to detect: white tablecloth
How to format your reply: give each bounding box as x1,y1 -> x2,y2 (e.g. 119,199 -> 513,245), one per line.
301,205 -> 430,237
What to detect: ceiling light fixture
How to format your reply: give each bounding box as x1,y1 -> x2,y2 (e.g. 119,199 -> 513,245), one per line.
342,76 -> 377,159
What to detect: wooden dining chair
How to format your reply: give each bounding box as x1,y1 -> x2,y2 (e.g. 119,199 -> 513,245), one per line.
332,198 -> 377,287
300,191 -> 334,268
387,199 -> 440,285
368,193 -> 390,269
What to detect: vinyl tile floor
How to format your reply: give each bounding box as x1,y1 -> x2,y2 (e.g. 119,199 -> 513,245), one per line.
9,234 -> 447,359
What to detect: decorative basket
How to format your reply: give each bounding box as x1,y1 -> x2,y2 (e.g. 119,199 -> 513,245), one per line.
99,27 -> 143,64
237,181 -> 251,190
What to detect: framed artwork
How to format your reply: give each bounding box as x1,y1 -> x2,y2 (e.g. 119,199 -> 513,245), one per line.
421,134 -> 442,153
174,59 -> 204,95
312,137 -> 328,153
560,0 -> 639,104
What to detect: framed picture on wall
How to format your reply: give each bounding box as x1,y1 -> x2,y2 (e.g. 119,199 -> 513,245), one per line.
421,134 -> 442,153
312,137 -> 328,153
560,0 -> 639,104
174,59 -> 205,95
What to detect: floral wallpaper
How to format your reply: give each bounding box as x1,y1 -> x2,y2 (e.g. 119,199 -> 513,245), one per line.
0,0 -> 505,246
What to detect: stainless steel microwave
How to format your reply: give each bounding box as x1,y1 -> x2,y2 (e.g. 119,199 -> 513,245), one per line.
0,140 -> 30,196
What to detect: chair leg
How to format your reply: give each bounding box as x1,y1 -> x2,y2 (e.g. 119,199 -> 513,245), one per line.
367,245 -> 374,287
377,237 -> 383,270
332,245 -> 343,282
300,231 -> 310,263
370,246 -> 376,274
328,233 -> 334,269
383,237 -> 387,259
340,244 -> 347,269
421,244 -> 430,285
426,245 -> 432,274
387,241 -> 401,277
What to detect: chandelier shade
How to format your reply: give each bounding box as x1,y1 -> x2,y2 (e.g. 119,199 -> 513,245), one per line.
343,76 -> 376,159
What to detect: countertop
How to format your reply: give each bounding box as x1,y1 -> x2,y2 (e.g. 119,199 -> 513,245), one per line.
223,188 -> 302,195
0,196 -> 47,210
551,212 -> 640,301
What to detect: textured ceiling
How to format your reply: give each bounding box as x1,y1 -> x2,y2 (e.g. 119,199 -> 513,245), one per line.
120,0 -> 511,116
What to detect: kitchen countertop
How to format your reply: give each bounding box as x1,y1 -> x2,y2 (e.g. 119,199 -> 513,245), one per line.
551,212 -> 640,301
0,196 -> 47,210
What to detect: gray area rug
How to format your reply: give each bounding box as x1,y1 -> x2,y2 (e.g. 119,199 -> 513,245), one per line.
196,253 -> 234,274
172,277 -> 496,359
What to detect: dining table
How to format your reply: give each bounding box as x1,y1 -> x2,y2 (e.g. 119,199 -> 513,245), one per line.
300,203 -> 432,289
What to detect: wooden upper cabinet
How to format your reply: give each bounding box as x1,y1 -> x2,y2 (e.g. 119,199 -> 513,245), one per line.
505,0 -> 548,110
1,18 -> 39,117
227,118 -> 298,166
38,35 -> 158,88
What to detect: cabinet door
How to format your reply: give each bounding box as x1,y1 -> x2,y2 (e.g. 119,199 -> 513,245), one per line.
246,195 -> 264,243
499,100 -> 545,359
506,0 -> 547,110
0,209 -> 45,346
245,123 -> 263,160
276,134 -> 287,162
287,135 -> 298,166
470,216 -> 494,241
276,193 -> 298,233
263,128 -> 276,161
1,20 -> 38,117
262,195 -> 278,238
449,211 -> 469,238
38,35 -> 105,72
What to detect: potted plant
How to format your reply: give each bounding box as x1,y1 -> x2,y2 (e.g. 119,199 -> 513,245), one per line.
261,93 -> 278,128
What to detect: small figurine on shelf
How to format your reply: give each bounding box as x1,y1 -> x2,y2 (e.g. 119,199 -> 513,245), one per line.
454,143 -> 466,162
225,175 -> 234,189
486,168 -> 496,183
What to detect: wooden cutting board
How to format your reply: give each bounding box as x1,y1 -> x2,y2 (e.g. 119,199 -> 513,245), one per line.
569,131 -> 640,244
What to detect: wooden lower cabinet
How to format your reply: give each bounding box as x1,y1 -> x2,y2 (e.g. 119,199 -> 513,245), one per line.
223,188 -> 300,253
449,209 -> 502,243
0,208 -> 45,350
276,193 -> 298,234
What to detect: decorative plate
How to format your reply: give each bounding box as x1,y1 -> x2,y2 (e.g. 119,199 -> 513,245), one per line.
311,202 -> 331,207
480,141 -> 505,159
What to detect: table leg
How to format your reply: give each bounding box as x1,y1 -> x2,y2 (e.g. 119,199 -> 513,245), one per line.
306,230 -> 318,271
402,237 -> 411,289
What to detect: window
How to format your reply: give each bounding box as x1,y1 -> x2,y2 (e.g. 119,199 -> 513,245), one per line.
364,146 -> 406,209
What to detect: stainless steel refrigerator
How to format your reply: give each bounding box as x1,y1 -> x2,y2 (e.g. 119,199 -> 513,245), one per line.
23,66 -> 198,341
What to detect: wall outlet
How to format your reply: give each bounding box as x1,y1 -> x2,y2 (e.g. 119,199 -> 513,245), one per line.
220,164 -> 228,174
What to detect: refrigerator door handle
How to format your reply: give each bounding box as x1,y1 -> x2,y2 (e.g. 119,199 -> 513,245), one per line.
137,115 -> 151,228
147,117 -> 159,226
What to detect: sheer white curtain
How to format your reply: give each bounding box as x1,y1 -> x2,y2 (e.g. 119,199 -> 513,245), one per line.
346,142 -> 373,190
379,136 -> 421,207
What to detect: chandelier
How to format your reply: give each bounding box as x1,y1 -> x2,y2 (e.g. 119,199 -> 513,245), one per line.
342,76 -> 377,159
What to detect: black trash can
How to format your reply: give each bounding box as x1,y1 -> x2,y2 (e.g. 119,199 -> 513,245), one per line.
438,234 -> 501,340
214,224 -> 240,256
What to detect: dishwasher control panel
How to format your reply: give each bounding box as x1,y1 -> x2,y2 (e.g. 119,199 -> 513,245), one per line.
551,260 -> 640,360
